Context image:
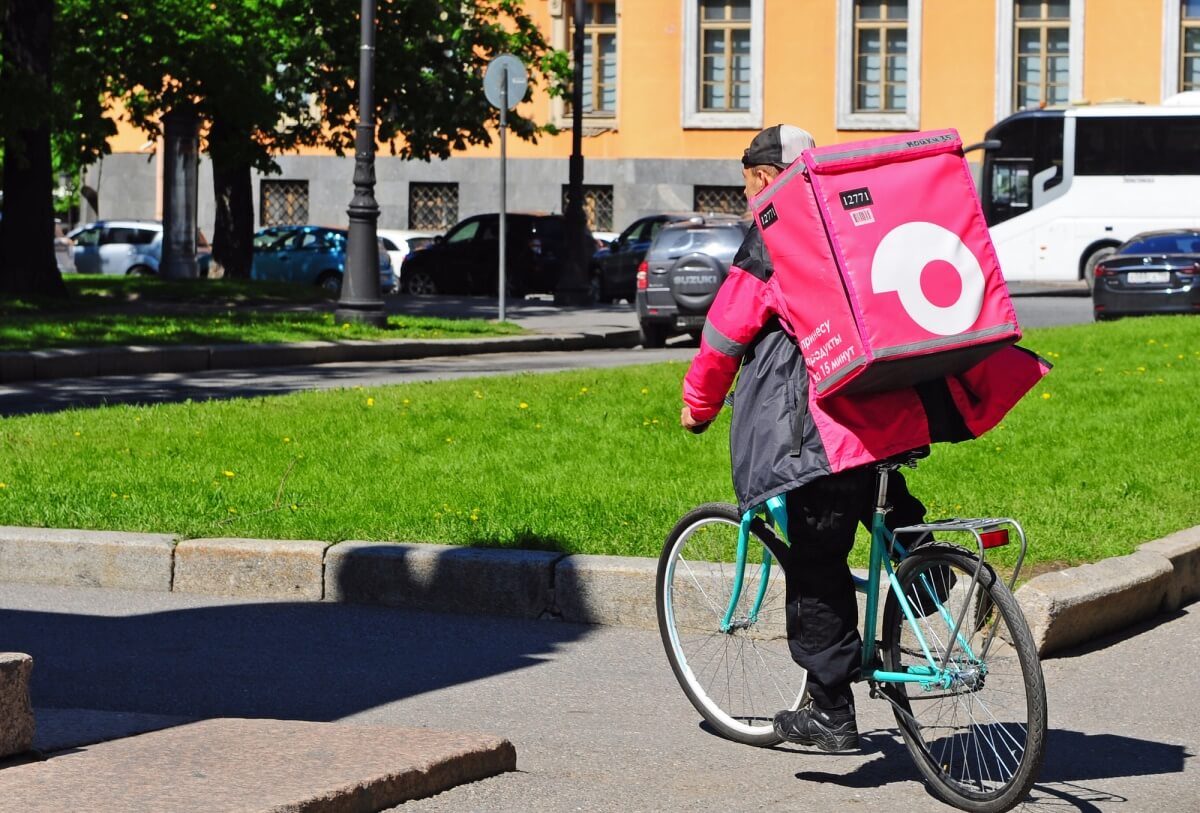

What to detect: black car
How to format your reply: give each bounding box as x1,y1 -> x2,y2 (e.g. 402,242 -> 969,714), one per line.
635,215 -> 751,347
590,213 -> 705,303
399,213 -> 593,297
1092,229 -> 1200,321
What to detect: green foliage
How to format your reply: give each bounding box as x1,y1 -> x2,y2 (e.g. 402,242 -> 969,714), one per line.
0,317 -> 1196,568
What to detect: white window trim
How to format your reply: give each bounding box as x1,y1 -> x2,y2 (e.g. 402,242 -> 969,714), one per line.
994,0 -> 1085,122
836,0 -> 923,131
1163,0 -> 1181,100
680,0 -> 764,129
550,0 -> 620,132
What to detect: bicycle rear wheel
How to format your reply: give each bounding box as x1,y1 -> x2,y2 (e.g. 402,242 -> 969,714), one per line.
656,503 -> 805,746
881,545 -> 1047,813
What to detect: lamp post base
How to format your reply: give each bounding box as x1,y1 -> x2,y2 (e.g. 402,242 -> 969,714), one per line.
333,301 -> 388,328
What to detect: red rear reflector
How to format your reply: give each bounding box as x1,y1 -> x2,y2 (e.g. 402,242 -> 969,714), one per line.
636,261 -> 649,289
980,529 -> 1009,549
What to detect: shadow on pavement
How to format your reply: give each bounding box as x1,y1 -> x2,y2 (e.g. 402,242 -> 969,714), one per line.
1043,607 -> 1190,660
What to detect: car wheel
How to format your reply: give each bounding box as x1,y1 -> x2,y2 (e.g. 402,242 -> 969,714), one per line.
640,321 -> 668,349
317,271 -> 343,296
405,269 -> 437,296
1083,246 -> 1118,292
589,269 -> 606,304
126,265 -> 156,277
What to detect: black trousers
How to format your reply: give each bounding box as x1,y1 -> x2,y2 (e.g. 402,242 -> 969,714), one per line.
782,467 -> 926,710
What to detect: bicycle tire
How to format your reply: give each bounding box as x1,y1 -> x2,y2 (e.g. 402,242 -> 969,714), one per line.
880,544 -> 1047,813
656,502 -> 806,747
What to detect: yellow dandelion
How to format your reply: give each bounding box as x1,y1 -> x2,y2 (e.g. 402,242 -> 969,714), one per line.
403,399 -> 411,406
473,389 -> 484,399
290,504 -> 299,512
1136,366 -> 1146,372
122,494 -> 130,500
73,431 -> 81,437
366,397 -> 375,406
0,482 -> 6,489
641,387 -> 649,395
111,492 -> 118,498
283,437 -> 291,443
580,387 -> 589,394
1179,355 -> 1185,360
519,402 -> 529,409
228,507 -> 237,513
445,437 -> 454,443
1041,392 -> 1051,400
535,423 -> 543,429
1148,339 -> 1157,344
341,323 -> 351,330
223,470 -> 236,478
470,514 -> 479,522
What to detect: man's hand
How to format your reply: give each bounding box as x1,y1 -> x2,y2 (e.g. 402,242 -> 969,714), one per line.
680,405 -> 711,434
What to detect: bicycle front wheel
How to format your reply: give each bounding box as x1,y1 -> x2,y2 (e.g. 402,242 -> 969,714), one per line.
656,503 -> 805,747
881,545 -> 1047,813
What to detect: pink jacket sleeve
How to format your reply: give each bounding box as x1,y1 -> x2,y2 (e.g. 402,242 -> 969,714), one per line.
682,267 -> 775,423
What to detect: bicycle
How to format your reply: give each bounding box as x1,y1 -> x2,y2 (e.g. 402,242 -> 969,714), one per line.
655,451 -> 1047,813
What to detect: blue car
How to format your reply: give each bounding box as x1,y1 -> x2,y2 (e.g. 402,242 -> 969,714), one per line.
251,225 -> 395,295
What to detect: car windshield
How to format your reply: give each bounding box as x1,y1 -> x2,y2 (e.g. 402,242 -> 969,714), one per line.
1120,233 -> 1200,255
647,226 -> 744,260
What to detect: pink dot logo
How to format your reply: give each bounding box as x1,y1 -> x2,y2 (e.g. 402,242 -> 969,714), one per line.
870,222 -> 984,336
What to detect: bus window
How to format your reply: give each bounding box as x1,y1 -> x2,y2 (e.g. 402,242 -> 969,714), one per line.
1077,116 -> 1200,175
990,161 -> 1031,214
979,113 -> 1063,225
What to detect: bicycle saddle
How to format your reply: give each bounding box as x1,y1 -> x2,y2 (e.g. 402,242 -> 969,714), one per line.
875,446 -> 931,471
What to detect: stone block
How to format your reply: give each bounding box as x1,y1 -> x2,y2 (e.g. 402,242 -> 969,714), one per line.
1015,550 -> 1173,656
0,526 -> 175,592
554,554 -> 660,628
0,352 -> 36,384
1139,525 -> 1200,610
208,342 -> 324,371
0,653 -> 34,758
174,538 -> 327,599
93,345 -> 210,377
325,541 -> 559,619
32,348 -> 100,380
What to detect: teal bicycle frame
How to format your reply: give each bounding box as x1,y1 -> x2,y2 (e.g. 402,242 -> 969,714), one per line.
719,467 -> 1028,694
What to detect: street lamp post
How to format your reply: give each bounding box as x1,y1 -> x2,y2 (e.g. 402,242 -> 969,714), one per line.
335,0 -> 386,327
555,0 -> 590,306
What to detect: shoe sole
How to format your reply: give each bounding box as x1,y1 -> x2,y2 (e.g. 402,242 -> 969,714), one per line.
773,724 -> 860,753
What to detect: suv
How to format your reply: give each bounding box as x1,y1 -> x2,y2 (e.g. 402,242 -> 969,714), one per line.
399,213 -> 593,296
634,215 -> 751,347
590,213 -> 708,303
67,220 -> 162,275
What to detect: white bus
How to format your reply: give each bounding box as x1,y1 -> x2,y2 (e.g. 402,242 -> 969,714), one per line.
969,93 -> 1200,287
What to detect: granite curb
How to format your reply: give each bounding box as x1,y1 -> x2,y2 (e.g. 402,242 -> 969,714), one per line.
0,329 -> 643,384
0,524 -> 1197,657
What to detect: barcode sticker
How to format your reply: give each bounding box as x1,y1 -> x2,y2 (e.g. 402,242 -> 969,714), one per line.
850,209 -> 875,226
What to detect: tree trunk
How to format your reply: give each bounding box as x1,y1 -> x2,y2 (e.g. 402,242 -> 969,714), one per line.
0,0 -> 68,298
209,120 -> 254,280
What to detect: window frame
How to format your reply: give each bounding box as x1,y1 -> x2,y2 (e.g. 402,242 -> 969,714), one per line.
1165,0 -> 1200,97
552,0 -> 621,131
682,0 -> 764,129
995,0 -> 1084,121
837,0 -> 923,131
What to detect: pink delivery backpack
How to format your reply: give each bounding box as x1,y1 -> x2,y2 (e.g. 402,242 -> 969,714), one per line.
750,129 -> 1020,398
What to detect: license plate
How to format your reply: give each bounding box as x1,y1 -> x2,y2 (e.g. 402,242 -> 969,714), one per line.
676,315 -> 706,328
1126,271 -> 1170,284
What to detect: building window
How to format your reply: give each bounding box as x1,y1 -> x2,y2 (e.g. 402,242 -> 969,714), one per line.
836,0 -> 922,130
260,180 -> 308,226
1014,1 -> 1070,110
408,182 -> 458,231
567,1 -> 617,116
683,0 -> 763,129
853,1 -> 908,112
562,184 -> 614,232
1183,1 -> 1200,91
693,185 -> 746,216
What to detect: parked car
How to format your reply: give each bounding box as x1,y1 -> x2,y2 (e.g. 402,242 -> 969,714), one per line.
67,219 -> 162,275
54,220 -> 75,274
1092,229 -> 1200,320
399,213 -> 593,296
252,225 -> 395,295
635,214 -> 751,347
378,229 -> 439,293
591,213 -> 709,304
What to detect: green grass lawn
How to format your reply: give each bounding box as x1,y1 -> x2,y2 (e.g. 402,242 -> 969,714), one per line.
0,315 -> 1196,572
0,275 -> 522,349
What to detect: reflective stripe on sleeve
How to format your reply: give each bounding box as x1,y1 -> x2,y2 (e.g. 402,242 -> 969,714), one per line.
702,319 -> 747,358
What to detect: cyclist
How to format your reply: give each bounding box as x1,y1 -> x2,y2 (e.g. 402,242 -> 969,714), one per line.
679,124 -> 983,752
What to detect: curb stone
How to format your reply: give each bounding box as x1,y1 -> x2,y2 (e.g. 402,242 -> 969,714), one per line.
0,525 -> 1197,656
0,653 -> 34,758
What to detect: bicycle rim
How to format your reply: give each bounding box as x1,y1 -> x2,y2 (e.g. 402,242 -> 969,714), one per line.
656,503 -> 805,747
881,546 -> 1047,813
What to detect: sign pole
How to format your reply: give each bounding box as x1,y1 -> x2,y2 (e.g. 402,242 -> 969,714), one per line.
499,67 -> 508,323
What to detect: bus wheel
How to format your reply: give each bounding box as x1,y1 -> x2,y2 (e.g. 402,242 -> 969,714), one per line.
1083,246 -> 1118,291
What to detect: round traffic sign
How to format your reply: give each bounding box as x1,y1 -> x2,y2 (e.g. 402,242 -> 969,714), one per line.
484,54 -> 528,111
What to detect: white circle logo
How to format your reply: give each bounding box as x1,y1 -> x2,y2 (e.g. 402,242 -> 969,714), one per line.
870,221 -> 984,336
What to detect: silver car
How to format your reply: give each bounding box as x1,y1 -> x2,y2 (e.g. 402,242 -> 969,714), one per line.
67,220 -> 162,275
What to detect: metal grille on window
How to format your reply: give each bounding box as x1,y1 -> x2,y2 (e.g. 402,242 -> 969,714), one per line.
700,0 -> 752,112
260,180 -> 309,227
1183,1 -> 1200,91
1014,1 -> 1070,110
693,186 -> 746,216
853,0 -> 908,113
408,182 -> 459,230
562,185 -> 614,232
567,1 -> 618,116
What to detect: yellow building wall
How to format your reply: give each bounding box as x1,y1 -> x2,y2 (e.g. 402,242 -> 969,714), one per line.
1082,0 -> 1163,105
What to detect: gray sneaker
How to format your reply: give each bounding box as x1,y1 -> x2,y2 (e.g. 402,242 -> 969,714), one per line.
772,703 -> 860,752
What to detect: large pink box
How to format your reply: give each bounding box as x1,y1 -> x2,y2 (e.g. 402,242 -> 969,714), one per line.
751,129 -> 1019,398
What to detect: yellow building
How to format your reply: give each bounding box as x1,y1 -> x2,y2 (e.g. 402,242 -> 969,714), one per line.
94,1 -> 1196,237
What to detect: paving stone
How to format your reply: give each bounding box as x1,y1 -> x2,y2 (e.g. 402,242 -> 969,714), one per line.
0,527 -> 175,592
0,653 -> 34,758
325,541 -> 558,619
174,538 -> 328,599
0,718 -> 515,813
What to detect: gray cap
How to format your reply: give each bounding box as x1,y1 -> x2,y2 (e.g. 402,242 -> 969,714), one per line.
741,124 -> 816,168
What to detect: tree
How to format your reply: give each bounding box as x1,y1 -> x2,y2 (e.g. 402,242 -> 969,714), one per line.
0,0 -> 68,297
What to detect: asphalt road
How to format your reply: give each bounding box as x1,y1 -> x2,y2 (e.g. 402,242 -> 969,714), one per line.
0,292 -> 1092,417
1,581 -> 1195,812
